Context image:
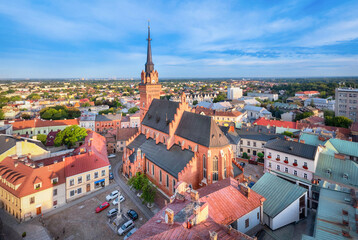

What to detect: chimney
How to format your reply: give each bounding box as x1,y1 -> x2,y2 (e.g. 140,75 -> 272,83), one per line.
300,140 -> 305,144
239,183 -> 250,198
209,231 -> 218,240
229,125 -> 235,133
14,161 -> 18,168
190,189 -> 199,202
16,141 -> 22,156
165,208 -> 174,225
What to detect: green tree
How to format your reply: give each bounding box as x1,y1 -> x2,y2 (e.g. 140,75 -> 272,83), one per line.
36,134 -> 47,145
10,96 -> 21,102
193,100 -> 198,105
27,93 -> 41,100
257,152 -> 264,163
128,107 -> 139,114
295,111 -> 314,121
54,125 -> 88,147
242,152 -> 249,159
325,116 -> 352,128
21,113 -> 31,119
0,109 -> 4,120
282,131 -> 294,137
128,172 -> 146,191
213,93 -> 226,103
141,182 -> 156,205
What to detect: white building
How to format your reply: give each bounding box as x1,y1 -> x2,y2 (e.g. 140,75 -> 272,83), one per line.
243,105 -> 272,120
304,98 -> 335,111
252,173 -> 307,230
79,115 -> 96,131
227,87 -> 243,100
247,92 -> 278,101
264,138 -> 323,208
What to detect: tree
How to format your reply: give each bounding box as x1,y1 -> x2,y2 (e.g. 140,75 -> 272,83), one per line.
36,134 -> 47,145
282,131 -> 294,137
213,93 -> 226,103
0,110 -> 4,120
309,99 -> 315,107
40,106 -> 80,120
128,172 -> 146,191
128,107 -> 139,114
21,113 -> 31,119
242,152 -> 249,159
193,100 -> 198,105
27,93 -> 41,100
54,125 -> 88,147
295,111 -> 314,121
141,182 -> 156,205
257,152 -> 264,163
325,116 -> 352,128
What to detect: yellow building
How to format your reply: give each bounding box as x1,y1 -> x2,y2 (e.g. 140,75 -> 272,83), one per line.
0,135 -> 49,162
0,156 -> 66,221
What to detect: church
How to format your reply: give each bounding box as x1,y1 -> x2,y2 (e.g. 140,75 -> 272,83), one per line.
122,26 -> 243,196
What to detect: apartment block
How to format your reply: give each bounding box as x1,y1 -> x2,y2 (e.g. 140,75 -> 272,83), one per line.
335,88 -> 358,122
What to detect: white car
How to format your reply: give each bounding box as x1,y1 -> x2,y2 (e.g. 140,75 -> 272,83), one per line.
118,220 -> 134,235
113,195 -> 125,205
124,228 -> 137,240
106,190 -> 119,201
108,154 -> 116,159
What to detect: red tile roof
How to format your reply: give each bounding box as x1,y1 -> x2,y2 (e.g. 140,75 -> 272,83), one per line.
296,91 -> 319,95
64,131 -> 109,177
0,157 -> 65,198
11,119 -> 79,131
130,178 -> 261,240
254,117 -> 297,129
197,178 -> 265,225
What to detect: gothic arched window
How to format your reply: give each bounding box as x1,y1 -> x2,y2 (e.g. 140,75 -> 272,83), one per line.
213,156 -> 218,181
203,155 -> 207,179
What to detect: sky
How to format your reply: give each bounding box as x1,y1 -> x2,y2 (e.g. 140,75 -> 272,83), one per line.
0,0 -> 357,78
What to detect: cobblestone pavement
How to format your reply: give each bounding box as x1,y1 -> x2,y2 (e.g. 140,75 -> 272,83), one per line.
0,209 -> 51,240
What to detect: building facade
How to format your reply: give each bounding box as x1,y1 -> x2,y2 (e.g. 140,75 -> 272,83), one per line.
227,87 -> 243,100
335,87 -> 358,122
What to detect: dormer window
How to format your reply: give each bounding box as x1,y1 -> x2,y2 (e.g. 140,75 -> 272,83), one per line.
343,173 -> 349,180
34,183 -> 41,190
51,178 -> 58,185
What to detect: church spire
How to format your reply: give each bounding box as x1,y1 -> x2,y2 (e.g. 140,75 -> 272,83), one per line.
145,21 -> 154,75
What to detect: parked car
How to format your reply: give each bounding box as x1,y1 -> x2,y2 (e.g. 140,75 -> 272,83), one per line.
107,208 -> 119,218
127,209 -> 138,221
109,165 -> 112,170
109,172 -> 114,180
124,228 -> 137,240
106,190 -> 119,201
95,202 -> 110,213
240,162 -> 246,168
248,181 -> 255,188
118,220 -> 134,235
113,195 -> 125,205
108,154 -> 116,159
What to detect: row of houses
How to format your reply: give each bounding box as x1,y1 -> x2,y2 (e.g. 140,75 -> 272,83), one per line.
0,131 -> 110,222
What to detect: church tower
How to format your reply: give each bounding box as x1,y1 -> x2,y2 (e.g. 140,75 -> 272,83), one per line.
139,23 -> 161,121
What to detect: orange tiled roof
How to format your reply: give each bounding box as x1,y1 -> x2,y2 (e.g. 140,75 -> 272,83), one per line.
254,117 -> 297,129
197,178 -> 265,225
64,131 -> 110,177
11,119 -> 79,131
0,157 -> 65,198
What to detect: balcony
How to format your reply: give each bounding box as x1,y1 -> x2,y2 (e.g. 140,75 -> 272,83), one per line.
276,158 -> 280,161
293,163 -> 298,166
303,165 -> 308,170
267,156 -> 271,159
284,160 -> 289,164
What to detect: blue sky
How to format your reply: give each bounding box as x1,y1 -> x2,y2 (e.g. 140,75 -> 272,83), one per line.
0,0 -> 357,78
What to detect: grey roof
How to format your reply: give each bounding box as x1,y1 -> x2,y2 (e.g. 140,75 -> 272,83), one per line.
95,114 -> 121,121
141,99 -> 179,134
265,138 -> 318,160
127,134 -> 194,178
251,173 -> 307,218
0,134 -> 47,155
232,162 -> 243,177
236,130 -> 283,142
175,112 -> 229,148
220,126 -> 240,144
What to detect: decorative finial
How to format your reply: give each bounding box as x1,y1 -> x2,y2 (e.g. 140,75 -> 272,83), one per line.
148,20 -> 150,28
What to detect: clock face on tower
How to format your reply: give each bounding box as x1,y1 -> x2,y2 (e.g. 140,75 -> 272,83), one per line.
152,79 -> 155,84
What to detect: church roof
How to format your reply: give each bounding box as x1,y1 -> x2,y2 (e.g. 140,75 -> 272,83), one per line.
127,134 -> 193,178
175,112 -> 229,148
141,99 -> 179,134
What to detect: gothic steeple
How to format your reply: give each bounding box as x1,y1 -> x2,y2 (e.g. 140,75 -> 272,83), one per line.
145,22 -> 154,75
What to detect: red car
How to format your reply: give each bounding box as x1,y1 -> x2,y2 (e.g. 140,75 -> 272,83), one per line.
96,202 -> 110,213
